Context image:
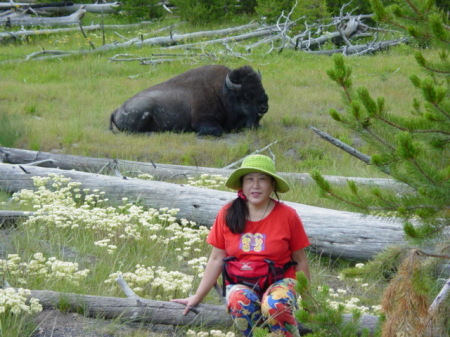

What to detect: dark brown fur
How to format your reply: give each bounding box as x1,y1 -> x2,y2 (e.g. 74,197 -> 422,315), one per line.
109,65 -> 269,136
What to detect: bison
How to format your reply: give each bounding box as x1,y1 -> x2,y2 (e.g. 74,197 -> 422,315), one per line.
109,64 -> 269,137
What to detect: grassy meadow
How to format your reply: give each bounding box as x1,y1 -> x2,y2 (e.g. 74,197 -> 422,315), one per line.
0,12 -> 438,337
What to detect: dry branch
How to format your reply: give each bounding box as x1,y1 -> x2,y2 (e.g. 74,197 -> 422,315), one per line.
0,161 -> 410,260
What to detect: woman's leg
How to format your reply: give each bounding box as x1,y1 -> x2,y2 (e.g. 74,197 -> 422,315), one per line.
226,284 -> 263,337
261,278 -> 300,337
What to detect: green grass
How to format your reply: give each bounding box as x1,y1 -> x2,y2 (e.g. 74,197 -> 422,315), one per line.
0,30 -> 423,181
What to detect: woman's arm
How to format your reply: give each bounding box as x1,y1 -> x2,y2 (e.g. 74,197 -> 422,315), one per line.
171,246 -> 226,315
292,248 -> 311,282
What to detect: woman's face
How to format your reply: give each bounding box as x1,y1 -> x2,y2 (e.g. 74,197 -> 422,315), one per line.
241,172 -> 275,206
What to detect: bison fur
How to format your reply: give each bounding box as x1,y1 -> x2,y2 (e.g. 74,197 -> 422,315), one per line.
109,65 -> 269,137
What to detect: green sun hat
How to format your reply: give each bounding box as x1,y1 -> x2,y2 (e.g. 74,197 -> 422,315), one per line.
225,154 -> 290,193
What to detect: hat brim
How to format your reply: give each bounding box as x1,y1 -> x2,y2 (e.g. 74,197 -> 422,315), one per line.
225,167 -> 290,193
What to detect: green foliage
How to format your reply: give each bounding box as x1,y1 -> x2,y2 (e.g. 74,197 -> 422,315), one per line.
255,0 -> 295,22
295,272 -> 374,337
170,0 -> 240,24
325,0 -> 381,15
117,0 -> 166,20
318,0 -> 449,242
340,247 -> 406,280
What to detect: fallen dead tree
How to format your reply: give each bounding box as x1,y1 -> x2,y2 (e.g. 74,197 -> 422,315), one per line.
0,210 -> 29,228
0,146 -> 406,189
0,2 -> 120,13
34,2 -> 121,14
0,7 -> 86,27
26,287 -> 379,334
0,162 -> 409,261
0,21 -> 156,42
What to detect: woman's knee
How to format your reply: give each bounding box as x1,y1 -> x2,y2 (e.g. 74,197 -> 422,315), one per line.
226,284 -> 261,312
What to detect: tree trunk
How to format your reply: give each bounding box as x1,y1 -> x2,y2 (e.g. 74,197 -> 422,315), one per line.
0,7 -> 86,27
0,162 -> 408,260
0,147 -> 405,189
29,289 -> 231,328
27,289 -> 379,335
0,210 -> 29,228
0,2 -> 120,14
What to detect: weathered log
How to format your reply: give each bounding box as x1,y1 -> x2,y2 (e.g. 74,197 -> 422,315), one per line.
26,289 -> 379,334
0,2 -> 120,14
0,22 -> 157,42
35,2 -> 121,14
0,162 -> 408,260
0,7 -> 86,27
29,289 -> 231,328
0,147 -> 406,189
0,210 -> 29,228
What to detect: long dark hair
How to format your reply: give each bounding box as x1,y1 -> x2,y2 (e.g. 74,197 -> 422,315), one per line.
225,180 -> 280,234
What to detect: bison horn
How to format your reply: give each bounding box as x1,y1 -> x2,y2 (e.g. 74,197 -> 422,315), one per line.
225,73 -> 241,91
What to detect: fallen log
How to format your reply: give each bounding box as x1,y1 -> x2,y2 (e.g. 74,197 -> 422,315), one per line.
26,288 -> 379,334
29,289 -> 231,328
0,7 -> 86,27
0,210 -> 29,228
0,162 -> 408,261
0,146 -> 406,189
35,2 -> 121,14
0,22 -> 155,42
0,2 -> 120,14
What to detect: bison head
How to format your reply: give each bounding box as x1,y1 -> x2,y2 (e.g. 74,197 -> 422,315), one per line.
223,66 -> 269,130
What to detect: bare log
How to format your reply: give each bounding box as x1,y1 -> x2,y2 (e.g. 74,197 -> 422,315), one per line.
0,2 -> 120,14
29,289 -> 231,328
0,7 -> 86,27
0,210 -> 29,228
0,147 -> 406,189
35,2 -> 121,14
0,22 -> 157,42
25,288 -> 379,334
0,162 -> 409,260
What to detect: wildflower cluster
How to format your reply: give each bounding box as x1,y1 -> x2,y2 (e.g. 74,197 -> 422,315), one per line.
12,175 -> 207,257
186,330 -> 236,337
187,256 -> 208,278
105,265 -> 193,300
0,253 -> 89,287
137,173 -> 155,180
187,174 -> 228,189
0,288 -> 42,316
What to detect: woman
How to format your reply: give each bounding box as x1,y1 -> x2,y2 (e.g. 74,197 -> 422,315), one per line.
172,155 -> 310,337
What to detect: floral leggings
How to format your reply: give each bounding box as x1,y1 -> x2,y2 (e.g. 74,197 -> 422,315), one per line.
226,278 -> 300,337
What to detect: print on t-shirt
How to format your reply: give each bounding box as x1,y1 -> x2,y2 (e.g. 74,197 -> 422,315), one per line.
240,233 -> 266,252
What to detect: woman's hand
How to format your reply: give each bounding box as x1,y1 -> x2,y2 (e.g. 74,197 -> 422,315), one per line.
171,295 -> 201,316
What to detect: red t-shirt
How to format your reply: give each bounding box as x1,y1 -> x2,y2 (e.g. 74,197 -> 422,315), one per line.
207,200 -> 310,279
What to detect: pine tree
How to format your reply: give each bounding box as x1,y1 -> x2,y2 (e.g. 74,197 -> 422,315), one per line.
310,1 -> 449,334
313,0 -> 449,242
